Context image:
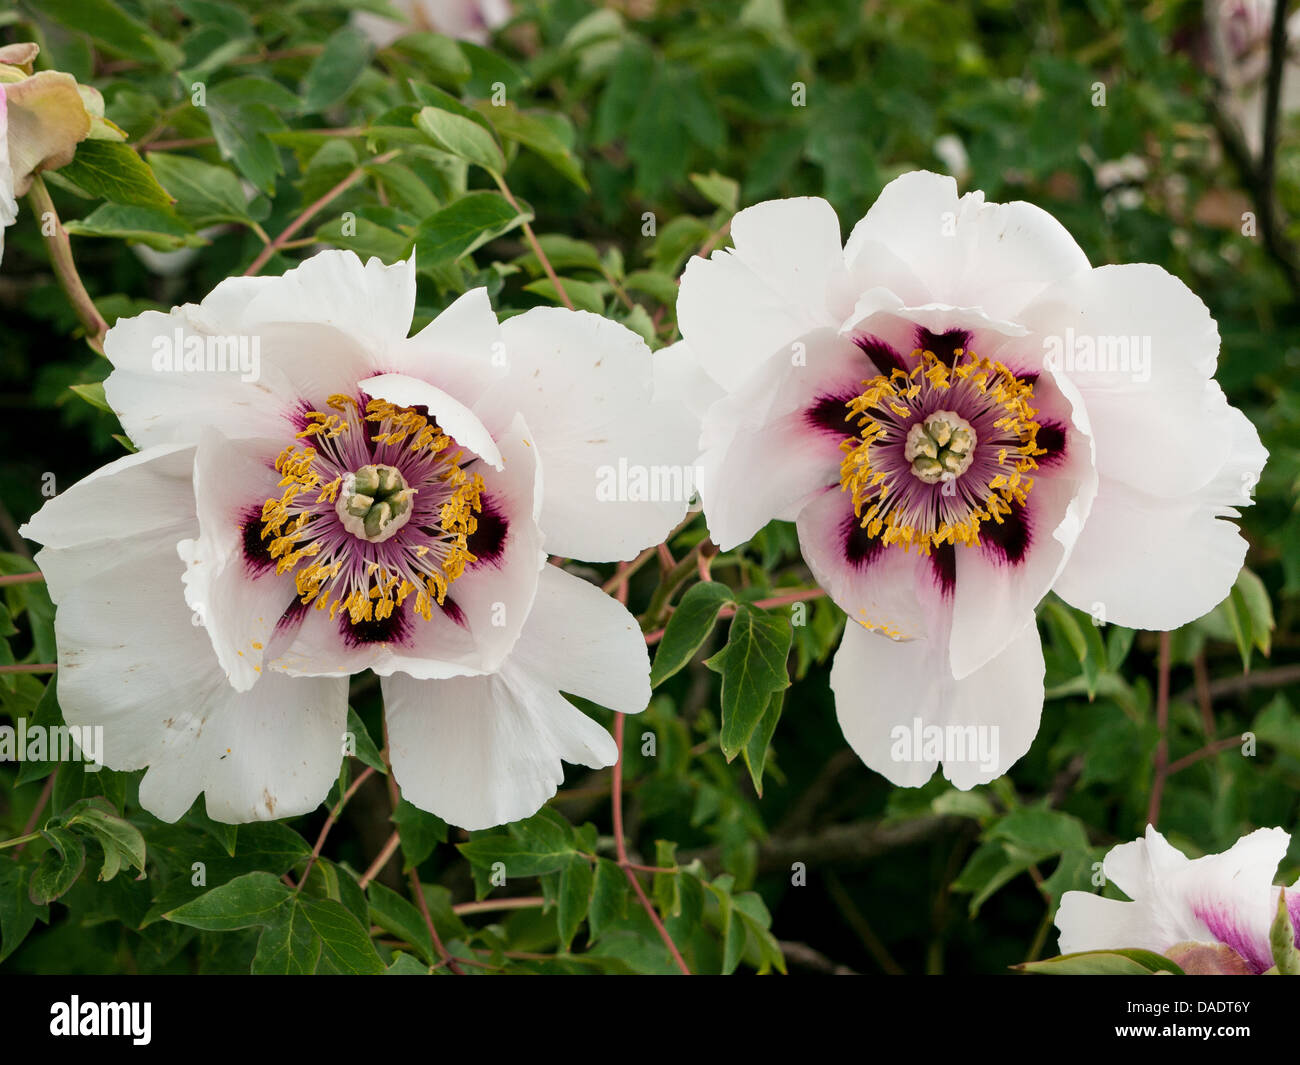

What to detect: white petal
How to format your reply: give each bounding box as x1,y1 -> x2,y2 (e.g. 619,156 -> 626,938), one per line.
651,340 -> 722,423
21,443 -> 197,601
481,307 -> 697,561
1017,263 -> 1233,499
39,529 -> 349,823
383,661 -> 617,831
396,287 -> 504,410
507,564 -> 650,714
177,431 -> 298,691
830,613 -> 1044,788
677,197 -> 846,390
360,371 -> 503,469
697,327 -> 866,550
1053,399 -> 1265,630
843,170 -> 1090,320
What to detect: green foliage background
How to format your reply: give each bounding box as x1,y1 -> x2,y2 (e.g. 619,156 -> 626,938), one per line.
0,0 -> 1297,974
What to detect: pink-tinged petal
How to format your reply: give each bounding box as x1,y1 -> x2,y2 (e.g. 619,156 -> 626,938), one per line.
475,307 -> 696,562
1053,396 -> 1264,630
843,170 -> 1090,320
794,484 -> 938,641
678,197 -> 847,391
698,328 -> 868,550
360,371 -> 503,469
3,70 -> 90,195
1058,826 -> 1289,974
507,564 -> 650,715
0,85 -> 17,251
830,613 -> 1045,788
177,431 -> 299,692
383,662 -> 617,831
270,413 -> 544,680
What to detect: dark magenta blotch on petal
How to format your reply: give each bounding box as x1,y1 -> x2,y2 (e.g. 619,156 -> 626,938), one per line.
805,392 -> 857,438
241,506 -> 275,574
341,607 -> 411,647
915,326 -> 971,368
1035,421 -> 1067,467
466,495 -> 509,567
931,542 -> 956,597
981,499 -> 1032,565
853,335 -> 908,376
840,513 -> 885,570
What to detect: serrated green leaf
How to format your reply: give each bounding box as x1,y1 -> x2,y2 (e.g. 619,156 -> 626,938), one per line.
651,581 -> 735,687
60,140 -> 173,208
706,604 -> 793,760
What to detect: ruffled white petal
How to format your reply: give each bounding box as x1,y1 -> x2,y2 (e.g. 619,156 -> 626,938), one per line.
698,327 -> 864,550
829,613 -> 1045,788
478,307 -> 696,561
361,371 -> 503,469
843,170 -> 1091,321
678,197 -> 847,390
383,662 -> 618,831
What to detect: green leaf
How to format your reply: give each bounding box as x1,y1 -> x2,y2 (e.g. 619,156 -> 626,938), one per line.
0,862 -> 47,963
68,381 -> 112,414
164,870 -> 291,931
254,896 -> 386,975
689,170 -> 739,212
1016,949 -> 1184,975
64,204 -> 205,251
1269,891 -> 1300,975
742,689 -> 784,796
28,827 -> 86,905
413,190 -> 529,267
386,33 -> 472,88
624,270 -> 679,307
588,858 -> 627,942
59,140 -> 174,209
556,855 -> 593,950
146,153 -> 254,226
344,706 -> 387,775
414,106 -> 505,176
390,799 -> 447,872
482,104 -> 588,190
705,604 -> 793,760
38,0 -> 182,68
62,799 -> 146,882
300,29 -> 374,113
650,581 -> 735,687
368,881 -> 435,965
522,276 -> 607,313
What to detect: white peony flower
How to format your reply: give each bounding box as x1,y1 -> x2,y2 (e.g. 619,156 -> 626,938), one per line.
673,171 -> 1266,788
21,250 -> 697,829
1056,825 -> 1300,975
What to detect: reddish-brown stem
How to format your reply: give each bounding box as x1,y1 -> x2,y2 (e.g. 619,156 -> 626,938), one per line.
14,771 -> 58,855
358,830 -> 401,889
298,766 -> 375,889
613,714 -> 691,974
0,572 -> 45,587
1146,631 -> 1172,827
491,172 -> 574,310
244,150 -> 400,276
27,177 -> 107,352
1167,735 -> 1243,776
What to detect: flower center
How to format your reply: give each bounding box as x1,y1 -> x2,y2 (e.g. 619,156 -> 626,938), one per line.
903,410 -> 975,483
336,464 -> 415,543
837,346 -> 1044,554
258,393 -> 484,626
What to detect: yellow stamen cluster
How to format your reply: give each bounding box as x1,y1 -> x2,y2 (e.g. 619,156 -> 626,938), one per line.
258,393 -> 486,627
838,348 -> 1045,555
